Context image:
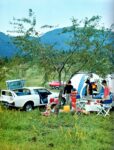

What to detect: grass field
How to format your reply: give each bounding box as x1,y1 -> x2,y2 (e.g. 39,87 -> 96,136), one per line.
0,106 -> 114,150
0,71 -> 114,150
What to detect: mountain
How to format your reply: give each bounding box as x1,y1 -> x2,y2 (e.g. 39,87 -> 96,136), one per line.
0,28 -> 71,58
0,29 -> 70,58
0,28 -> 114,58
40,28 -> 72,50
0,32 -> 18,58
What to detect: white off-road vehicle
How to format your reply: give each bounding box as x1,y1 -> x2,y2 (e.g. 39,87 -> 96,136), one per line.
0,79 -> 59,111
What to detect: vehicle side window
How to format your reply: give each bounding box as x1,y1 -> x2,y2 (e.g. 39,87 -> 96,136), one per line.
34,89 -> 51,96
38,89 -> 51,95
34,89 -> 39,94
2,91 -> 6,95
14,89 -> 31,96
35,89 -> 51,96
8,92 -> 12,96
2,91 -> 13,96
23,89 -> 31,95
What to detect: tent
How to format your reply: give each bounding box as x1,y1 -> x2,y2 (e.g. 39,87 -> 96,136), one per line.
71,73 -> 114,106
71,73 -> 102,98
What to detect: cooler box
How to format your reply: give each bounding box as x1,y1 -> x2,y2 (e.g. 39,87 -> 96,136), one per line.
63,105 -> 70,112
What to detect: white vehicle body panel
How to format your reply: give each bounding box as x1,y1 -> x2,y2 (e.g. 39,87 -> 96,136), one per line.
0,80 -> 59,109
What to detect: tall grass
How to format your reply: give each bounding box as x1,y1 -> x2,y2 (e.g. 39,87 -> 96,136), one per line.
0,106 -> 113,150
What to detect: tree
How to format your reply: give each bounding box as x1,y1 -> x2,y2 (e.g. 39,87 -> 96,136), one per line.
0,57 -> 10,83
61,16 -> 114,78
8,9 -> 46,80
9,10 -> 114,84
40,16 -> 114,83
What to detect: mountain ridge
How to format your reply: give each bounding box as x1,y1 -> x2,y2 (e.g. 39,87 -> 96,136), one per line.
0,28 -> 70,58
0,28 -> 114,58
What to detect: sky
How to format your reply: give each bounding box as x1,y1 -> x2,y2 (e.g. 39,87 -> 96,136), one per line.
0,0 -> 114,35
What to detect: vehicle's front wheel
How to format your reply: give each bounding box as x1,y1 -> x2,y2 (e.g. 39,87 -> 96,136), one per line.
23,102 -> 33,112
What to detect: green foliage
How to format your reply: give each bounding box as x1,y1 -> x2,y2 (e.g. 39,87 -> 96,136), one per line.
38,15 -> 114,82
0,58 -> 10,82
64,16 -> 114,78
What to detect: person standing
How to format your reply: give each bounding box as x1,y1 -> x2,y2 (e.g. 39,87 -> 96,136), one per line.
64,80 -> 73,105
85,78 -> 93,100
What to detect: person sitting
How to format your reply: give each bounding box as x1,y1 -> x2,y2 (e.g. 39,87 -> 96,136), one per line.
41,104 -> 51,116
100,80 -> 110,104
41,103 -> 58,116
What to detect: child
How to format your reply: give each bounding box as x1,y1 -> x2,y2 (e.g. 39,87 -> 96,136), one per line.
70,88 -> 77,111
41,104 -> 51,116
41,103 -> 58,116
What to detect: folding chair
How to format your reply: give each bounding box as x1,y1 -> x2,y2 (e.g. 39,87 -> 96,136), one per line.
76,98 -> 87,110
97,99 -> 112,117
76,98 -> 88,115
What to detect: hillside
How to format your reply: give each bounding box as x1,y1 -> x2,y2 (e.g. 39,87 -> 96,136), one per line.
40,28 -> 72,50
0,28 -> 114,58
0,28 -> 72,58
0,32 -> 18,57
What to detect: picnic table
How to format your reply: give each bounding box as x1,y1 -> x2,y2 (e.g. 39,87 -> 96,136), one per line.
85,101 -> 101,112
76,98 -> 101,112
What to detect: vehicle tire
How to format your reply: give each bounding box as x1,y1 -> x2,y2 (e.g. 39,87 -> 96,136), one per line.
23,102 -> 33,112
56,87 -> 59,90
3,102 -> 10,109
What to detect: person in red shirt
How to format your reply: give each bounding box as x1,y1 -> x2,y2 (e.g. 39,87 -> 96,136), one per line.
102,80 -> 110,100
99,80 -> 110,105
70,88 -> 77,111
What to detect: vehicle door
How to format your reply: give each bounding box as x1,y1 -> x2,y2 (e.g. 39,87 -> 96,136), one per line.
33,88 -> 51,104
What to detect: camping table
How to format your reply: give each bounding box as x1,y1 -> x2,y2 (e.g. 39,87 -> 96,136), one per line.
85,102 -> 101,112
